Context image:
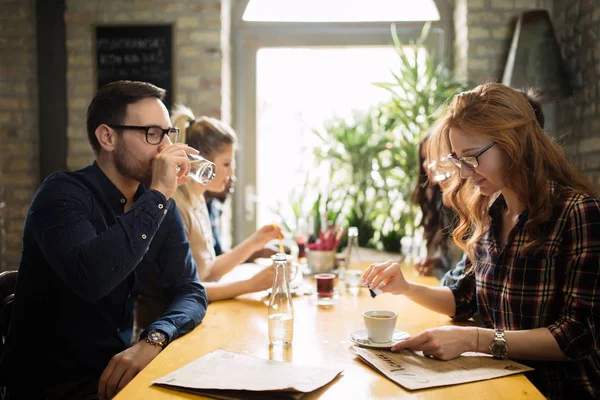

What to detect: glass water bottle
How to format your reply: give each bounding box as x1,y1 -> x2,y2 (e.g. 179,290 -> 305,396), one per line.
344,227 -> 362,294
268,253 -> 294,346
345,227 -> 361,270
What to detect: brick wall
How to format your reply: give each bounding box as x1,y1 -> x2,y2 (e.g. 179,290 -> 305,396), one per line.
0,0 -> 224,272
552,0 -> 600,186
454,0 -> 553,84
452,0 -> 600,185
65,0 -> 224,170
2,0 -> 598,272
0,0 -> 38,272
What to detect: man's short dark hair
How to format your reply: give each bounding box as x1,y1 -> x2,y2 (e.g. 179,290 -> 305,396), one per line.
86,80 -> 166,154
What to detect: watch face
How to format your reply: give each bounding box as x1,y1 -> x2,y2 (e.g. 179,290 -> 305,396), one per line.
149,330 -> 166,343
491,341 -> 508,357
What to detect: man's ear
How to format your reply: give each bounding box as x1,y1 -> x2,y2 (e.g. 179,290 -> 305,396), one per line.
95,124 -> 117,152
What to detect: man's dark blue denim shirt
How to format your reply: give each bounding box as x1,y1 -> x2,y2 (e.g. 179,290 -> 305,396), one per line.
0,162 -> 208,390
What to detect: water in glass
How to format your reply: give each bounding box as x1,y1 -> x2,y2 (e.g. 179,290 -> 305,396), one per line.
187,154 -> 216,185
176,154 -> 216,185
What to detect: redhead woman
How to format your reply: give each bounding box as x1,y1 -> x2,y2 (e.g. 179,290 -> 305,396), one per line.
363,82 -> 599,399
414,89 -> 547,285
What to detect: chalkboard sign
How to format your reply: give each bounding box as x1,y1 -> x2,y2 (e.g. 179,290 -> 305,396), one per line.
96,25 -> 173,109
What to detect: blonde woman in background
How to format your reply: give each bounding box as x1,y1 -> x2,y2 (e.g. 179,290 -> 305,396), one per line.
170,105 -> 283,300
133,106 -> 283,335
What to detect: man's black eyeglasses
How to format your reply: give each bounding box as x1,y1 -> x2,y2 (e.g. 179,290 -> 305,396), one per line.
448,142 -> 496,169
108,125 -> 179,145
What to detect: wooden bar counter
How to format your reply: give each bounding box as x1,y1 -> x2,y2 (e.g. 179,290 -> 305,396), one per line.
116,263 -> 544,399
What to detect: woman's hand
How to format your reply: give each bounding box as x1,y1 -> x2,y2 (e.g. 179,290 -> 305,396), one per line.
361,260 -> 410,295
248,265 -> 276,292
250,224 -> 283,251
391,326 -> 477,360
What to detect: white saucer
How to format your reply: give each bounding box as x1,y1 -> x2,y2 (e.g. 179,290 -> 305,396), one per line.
349,329 -> 410,348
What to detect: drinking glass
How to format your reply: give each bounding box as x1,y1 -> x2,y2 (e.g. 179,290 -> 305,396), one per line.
344,270 -> 362,296
315,273 -> 335,298
177,154 -> 216,185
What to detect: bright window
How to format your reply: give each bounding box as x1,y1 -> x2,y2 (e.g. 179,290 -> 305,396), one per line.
255,46 -> 408,228
243,0 -> 440,22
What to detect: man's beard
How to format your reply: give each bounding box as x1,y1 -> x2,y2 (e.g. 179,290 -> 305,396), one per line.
114,140 -> 153,186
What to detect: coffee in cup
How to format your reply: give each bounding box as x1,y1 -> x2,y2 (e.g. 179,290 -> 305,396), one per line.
363,310 -> 397,343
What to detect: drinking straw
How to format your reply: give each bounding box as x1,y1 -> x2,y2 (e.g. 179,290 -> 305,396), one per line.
272,223 -> 284,253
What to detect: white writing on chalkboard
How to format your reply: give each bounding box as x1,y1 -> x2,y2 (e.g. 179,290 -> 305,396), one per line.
98,50 -> 166,66
96,25 -> 173,108
96,37 -> 167,51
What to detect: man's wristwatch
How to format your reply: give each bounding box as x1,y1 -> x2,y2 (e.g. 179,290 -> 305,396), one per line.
144,329 -> 167,349
489,328 -> 508,359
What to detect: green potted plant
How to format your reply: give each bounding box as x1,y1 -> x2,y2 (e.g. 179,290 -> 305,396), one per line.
289,23 -> 468,256
370,23 -> 468,252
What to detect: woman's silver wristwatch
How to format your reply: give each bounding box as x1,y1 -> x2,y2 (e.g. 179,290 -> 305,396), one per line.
489,328 -> 508,359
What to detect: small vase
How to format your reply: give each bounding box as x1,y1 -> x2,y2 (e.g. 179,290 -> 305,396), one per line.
306,249 -> 336,274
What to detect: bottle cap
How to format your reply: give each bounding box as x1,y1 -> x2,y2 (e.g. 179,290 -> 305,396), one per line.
272,252 -> 289,262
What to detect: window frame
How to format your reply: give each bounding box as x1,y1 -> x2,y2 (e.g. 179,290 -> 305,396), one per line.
230,0 -> 447,243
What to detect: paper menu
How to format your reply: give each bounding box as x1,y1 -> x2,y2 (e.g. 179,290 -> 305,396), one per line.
352,346 -> 534,391
153,349 -> 344,397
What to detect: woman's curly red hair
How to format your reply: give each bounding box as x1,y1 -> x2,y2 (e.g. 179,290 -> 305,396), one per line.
427,82 -> 597,263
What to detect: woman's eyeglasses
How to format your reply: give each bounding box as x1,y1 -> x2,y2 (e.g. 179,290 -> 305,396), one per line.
448,142 -> 496,169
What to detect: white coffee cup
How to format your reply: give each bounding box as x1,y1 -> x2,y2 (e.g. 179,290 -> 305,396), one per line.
363,310 -> 398,343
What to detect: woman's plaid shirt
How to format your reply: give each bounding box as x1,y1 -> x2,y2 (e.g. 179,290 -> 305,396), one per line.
448,182 -> 600,399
